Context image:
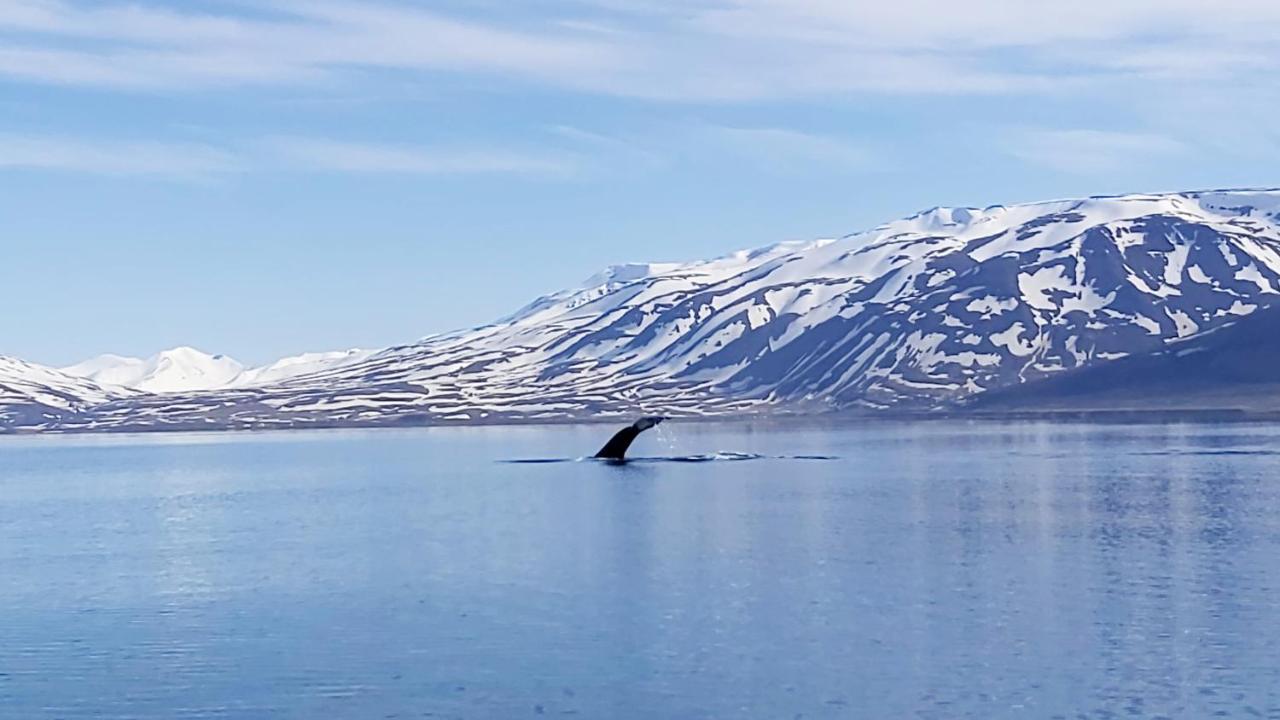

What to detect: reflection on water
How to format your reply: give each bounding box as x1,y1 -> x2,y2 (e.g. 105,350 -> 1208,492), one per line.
3,422 -> 1280,718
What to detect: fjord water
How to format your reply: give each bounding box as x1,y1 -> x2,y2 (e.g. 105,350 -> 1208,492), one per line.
2,422 -> 1280,719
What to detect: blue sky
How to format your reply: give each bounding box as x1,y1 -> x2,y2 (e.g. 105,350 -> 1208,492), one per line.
4,0 -> 1280,366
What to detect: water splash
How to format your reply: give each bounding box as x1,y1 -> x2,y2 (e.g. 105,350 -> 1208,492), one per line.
502,454 -> 837,465
651,422 -> 679,455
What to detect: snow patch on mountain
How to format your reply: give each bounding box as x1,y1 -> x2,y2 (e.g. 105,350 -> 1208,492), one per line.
0,356 -> 134,428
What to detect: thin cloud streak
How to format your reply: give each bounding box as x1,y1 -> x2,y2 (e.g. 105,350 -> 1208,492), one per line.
266,136 -> 580,176
706,126 -> 875,171
0,133 -> 580,178
0,0 -> 624,91
549,125 -> 668,169
0,133 -> 242,177
1004,129 -> 1186,174
682,0 -> 1280,48
550,123 -> 879,175
2,0 -> 1276,100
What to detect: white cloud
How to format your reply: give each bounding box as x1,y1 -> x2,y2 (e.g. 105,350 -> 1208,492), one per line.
266,137 -> 578,176
1004,129 -> 1187,174
683,0 -> 1280,48
0,133 -> 578,178
1,0 -> 1277,101
549,125 -> 667,169
0,0 -> 621,90
705,126 -> 874,171
548,123 -> 876,175
0,133 -> 242,177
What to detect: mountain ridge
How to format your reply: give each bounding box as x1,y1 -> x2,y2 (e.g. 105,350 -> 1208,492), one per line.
59,347 -> 374,394
6,187 -> 1280,433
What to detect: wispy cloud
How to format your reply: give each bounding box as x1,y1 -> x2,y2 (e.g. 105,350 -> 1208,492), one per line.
682,0 -> 1280,49
1004,129 -> 1186,174
704,126 -> 874,171
266,136 -> 578,176
0,0 -> 619,91
2,0 -> 1277,100
0,132 -> 578,179
548,123 -> 876,175
549,125 -> 668,169
0,0 -> 1272,192
0,133 -> 241,177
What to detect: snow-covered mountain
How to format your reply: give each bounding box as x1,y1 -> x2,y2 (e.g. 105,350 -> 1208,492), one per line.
230,349 -> 375,387
0,356 -> 135,427
8,188 -> 1280,432
61,347 -> 374,393
63,347 -> 245,393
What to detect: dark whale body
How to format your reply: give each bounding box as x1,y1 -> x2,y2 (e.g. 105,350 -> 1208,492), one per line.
594,416 -> 665,462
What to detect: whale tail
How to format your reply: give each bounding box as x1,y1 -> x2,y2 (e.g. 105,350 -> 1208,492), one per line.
594,416 -> 666,462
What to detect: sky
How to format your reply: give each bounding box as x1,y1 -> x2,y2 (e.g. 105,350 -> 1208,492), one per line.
4,0 -> 1280,367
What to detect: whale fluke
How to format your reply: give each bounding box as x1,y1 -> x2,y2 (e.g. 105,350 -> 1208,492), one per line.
594,416 -> 666,462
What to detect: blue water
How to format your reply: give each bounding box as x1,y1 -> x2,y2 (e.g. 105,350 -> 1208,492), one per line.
3,421 -> 1280,719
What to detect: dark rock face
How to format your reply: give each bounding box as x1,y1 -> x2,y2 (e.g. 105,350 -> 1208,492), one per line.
967,303 -> 1280,414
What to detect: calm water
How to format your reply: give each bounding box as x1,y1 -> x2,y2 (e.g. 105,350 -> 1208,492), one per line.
3,421 -> 1280,719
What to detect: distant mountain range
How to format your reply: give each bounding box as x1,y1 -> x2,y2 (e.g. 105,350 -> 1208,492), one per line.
5,188 -> 1280,433
60,347 -> 374,394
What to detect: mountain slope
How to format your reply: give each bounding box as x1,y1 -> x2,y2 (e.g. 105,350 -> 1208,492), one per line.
229,349 -> 375,387
60,353 -> 146,384
0,357 -> 135,429
965,303 -> 1280,415
14,187 -> 1280,432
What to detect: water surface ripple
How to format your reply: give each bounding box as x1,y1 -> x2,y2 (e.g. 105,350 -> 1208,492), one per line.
2,421 -> 1280,718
